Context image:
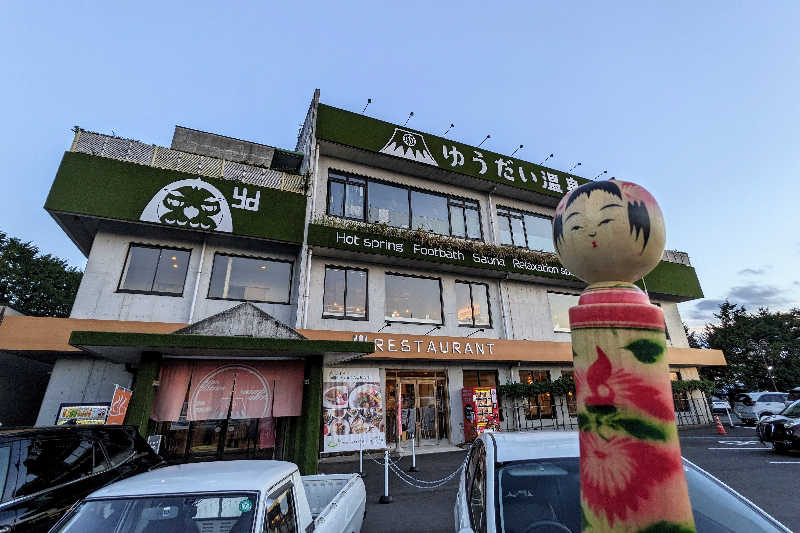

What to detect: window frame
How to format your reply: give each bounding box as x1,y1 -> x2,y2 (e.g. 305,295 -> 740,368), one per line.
206,252 -> 294,304
326,172 -> 366,222
455,281 -> 493,328
116,243 -> 192,297
264,480 -> 297,533
547,291 -> 580,333
384,272 -> 445,325
496,206 -> 554,252
321,265 -> 369,321
326,169 -> 484,241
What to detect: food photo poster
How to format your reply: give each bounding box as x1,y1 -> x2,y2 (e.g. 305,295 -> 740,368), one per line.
322,367 -> 386,452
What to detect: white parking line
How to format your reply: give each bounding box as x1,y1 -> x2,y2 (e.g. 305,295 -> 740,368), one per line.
768,461 -> 800,464
709,446 -> 769,450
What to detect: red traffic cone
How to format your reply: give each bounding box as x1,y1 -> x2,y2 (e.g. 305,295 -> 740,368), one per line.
715,415 -> 727,435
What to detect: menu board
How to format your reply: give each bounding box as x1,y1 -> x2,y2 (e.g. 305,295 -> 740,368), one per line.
55,403 -> 110,425
322,367 -> 386,452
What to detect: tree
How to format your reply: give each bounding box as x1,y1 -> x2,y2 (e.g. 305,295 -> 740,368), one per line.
683,322 -> 704,349
697,301 -> 800,392
0,231 -> 82,317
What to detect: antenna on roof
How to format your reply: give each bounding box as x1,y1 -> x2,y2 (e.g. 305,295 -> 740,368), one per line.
511,144 -> 523,157
403,112 -> 414,127
362,98 -> 372,114
593,170 -> 608,179
442,123 -> 454,136
477,134 -> 491,147
540,153 -> 554,165
568,162 -> 581,172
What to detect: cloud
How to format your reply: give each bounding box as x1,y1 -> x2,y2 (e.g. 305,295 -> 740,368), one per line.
737,267 -> 769,276
727,284 -> 790,308
686,298 -> 725,321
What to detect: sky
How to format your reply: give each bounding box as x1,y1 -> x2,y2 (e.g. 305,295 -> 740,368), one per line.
2,1 -> 799,330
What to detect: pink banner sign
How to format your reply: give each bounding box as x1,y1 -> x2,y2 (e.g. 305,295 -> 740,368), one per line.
187,363 -> 236,421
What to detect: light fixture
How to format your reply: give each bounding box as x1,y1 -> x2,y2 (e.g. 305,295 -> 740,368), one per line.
170,256 -> 177,261
260,265 -> 266,270
172,264 -> 179,269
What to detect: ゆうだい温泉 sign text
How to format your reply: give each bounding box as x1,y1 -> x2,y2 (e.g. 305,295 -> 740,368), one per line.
316,104 -> 591,199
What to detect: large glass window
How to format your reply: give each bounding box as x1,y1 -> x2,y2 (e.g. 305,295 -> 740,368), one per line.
411,191 -> 449,234
327,171 -> 483,240
519,370 -> 553,419
119,245 -> 190,295
456,282 -> 491,327
385,274 -> 442,324
462,370 -> 498,388
368,182 -> 409,227
322,266 -> 367,319
208,255 -> 292,303
327,173 -> 365,220
497,207 -> 554,253
548,292 -> 579,332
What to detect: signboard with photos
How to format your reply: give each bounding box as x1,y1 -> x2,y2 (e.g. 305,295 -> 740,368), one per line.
322,367 -> 386,452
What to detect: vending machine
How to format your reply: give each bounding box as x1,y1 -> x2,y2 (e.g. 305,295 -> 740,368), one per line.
461,386 -> 500,441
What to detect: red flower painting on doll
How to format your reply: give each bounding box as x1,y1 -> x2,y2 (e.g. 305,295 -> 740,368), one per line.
577,346 -> 674,422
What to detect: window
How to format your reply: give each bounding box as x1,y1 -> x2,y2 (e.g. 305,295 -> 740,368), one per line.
560,370 -> 578,415
670,371 -> 689,412
468,443 -> 487,532
462,370 -> 498,388
449,199 -> 482,240
14,438 -> 106,498
327,171 -> 483,240
455,282 -> 491,327
327,173 -> 365,220
208,254 -> 292,303
385,274 -> 442,324
118,245 -> 190,295
548,293 -> 579,332
265,486 -> 297,533
411,190 -> 449,234
0,445 -> 10,503
322,267 -> 367,319
519,370 -> 554,419
497,207 -> 555,252
368,182 -> 409,227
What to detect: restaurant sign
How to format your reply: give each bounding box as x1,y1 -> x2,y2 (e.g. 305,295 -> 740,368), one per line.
45,152 -> 307,244
316,104 -> 590,199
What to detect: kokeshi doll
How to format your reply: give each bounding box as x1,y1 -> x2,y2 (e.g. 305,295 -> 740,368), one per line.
554,180 -> 695,533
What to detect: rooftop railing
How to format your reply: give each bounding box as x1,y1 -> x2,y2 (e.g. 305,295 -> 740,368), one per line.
69,128 -> 305,194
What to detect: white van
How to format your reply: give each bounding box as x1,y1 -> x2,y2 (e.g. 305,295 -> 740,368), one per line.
733,392 -> 788,424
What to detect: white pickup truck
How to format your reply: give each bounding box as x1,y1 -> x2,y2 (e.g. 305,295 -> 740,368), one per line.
454,431 -> 790,533
48,460 -> 365,533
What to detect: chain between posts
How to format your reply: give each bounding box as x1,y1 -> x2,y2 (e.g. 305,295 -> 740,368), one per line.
364,450 -> 468,489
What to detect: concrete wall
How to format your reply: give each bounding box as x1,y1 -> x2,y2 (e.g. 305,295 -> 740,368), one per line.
171,126 -> 275,168
35,358 -> 133,426
71,230 -> 299,326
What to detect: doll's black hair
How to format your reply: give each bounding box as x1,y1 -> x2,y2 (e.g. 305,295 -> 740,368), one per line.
553,180 -> 651,253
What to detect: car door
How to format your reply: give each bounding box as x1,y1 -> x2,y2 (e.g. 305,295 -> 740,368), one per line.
760,394 -> 783,417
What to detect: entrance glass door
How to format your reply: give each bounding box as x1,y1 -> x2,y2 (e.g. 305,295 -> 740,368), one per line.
386,370 -> 449,445
418,381 -> 438,444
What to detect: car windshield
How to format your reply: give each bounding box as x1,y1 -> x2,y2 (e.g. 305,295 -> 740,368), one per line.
496,459 -> 580,533
53,492 -> 258,533
780,400 -> 800,417
495,458 -> 788,533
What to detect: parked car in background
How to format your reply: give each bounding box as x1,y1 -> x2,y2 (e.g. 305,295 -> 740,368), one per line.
49,460 -> 365,533
785,387 -> 800,407
757,400 -> 800,453
711,396 -> 731,413
732,392 -> 788,425
0,426 -> 162,533
454,431 -> 791,533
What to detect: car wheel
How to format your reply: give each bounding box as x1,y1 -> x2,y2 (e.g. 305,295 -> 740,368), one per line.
772,441 -> 788,454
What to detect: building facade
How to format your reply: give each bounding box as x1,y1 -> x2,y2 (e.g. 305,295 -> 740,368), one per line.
0,90 -> 724,470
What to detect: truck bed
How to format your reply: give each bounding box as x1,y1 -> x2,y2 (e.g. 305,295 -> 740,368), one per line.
302,473 -> 365,532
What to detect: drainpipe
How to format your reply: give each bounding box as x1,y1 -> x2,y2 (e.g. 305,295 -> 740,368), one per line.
498,274 -> 512,339
302,249 -> 313,328
187,236 -> 207,324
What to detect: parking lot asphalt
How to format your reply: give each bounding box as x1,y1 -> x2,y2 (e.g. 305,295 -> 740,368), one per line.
678,424 -> 799,532
319,425 -> 799,533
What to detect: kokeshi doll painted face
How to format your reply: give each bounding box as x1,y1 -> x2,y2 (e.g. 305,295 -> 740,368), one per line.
553,180 -> 666,283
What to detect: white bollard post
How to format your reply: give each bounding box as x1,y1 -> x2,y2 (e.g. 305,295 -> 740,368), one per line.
408,436 -> 419,472
726,407 -> 735,427
359,436 -> 364,478
379,449 -> 393,503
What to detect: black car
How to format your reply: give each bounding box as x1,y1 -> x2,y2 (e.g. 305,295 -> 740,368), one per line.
0,425 -> 162,533
756,400 -> 800,452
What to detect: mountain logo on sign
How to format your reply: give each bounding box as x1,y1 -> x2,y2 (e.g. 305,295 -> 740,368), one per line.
379,128 -> 439,166
140,178 -> 233,232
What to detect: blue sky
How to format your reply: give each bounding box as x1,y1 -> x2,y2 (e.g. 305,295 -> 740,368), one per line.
2,2 -> 798,329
